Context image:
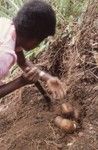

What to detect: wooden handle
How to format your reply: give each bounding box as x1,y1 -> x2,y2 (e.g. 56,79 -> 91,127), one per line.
0,76 -> 27,98
0,76 -> 51,103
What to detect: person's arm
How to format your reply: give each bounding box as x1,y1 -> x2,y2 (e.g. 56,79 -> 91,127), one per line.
16,50 -> 30,70
0,52 -> 15,80
16,51 -> 65,99
16,51 -> 52,81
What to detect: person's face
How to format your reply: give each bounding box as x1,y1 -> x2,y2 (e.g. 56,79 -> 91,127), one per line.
16,36 -> 41,51
21,39 -> 40,51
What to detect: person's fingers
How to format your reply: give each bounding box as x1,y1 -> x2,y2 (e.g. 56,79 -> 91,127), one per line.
47,81 -> 52,89
53,79 -> 61,88
47,77 -> 65,99
22,67 -> 30,79
57,83 -> 65,98
60,85 -> 66,98
53,87 -> 65,99
26,70 -> 35,79
28,74 -> 38,81
53,91 -> 57,99
25,68 -> 38,80
59,89 -> 65,99
56,92 -> 61,99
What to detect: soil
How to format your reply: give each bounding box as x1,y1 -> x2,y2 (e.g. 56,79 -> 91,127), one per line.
0,61 -> 98,150
0,2 -> 98,149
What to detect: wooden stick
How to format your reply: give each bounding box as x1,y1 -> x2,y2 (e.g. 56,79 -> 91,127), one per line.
0,76 -> 51,103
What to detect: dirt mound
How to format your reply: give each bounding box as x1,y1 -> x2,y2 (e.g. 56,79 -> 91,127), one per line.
0,1 -> 98,150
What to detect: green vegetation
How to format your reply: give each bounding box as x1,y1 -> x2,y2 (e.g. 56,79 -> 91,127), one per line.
0,0 -> 24,18
0,0 -> 88,24
0,0 -> 88,61
50,0 -> 88,23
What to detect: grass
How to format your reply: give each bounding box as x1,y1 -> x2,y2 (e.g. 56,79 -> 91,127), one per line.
0,0 -> 89,74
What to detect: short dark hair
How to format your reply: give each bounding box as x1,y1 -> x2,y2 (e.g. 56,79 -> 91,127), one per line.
13,0 -> 56,41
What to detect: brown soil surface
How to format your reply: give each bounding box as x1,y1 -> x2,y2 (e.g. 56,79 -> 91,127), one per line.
0,1 -> 98,150
0,62 -> 98,150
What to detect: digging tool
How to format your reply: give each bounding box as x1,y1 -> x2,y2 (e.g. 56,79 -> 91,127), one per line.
0,76 -> 51,103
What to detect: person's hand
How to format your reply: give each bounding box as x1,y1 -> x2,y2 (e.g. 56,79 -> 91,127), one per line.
23,67 -> 39,82
47,77 -> 65,99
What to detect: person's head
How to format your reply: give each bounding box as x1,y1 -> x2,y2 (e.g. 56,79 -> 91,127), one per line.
14,0 -> 56,50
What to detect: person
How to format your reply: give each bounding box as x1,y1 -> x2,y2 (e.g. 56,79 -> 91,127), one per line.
0,0 -> 65,99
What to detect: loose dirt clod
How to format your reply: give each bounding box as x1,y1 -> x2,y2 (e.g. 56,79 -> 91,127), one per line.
61,103 -> 74,117
0,1 -> 98,149
61,103 -> 80,121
